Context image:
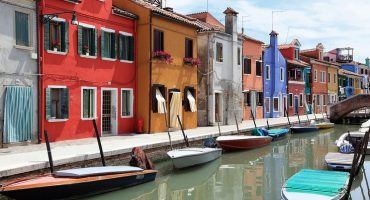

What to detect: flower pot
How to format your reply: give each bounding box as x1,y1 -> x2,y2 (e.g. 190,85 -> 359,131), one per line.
53,47 -> 58,52
86,52 -> 89,56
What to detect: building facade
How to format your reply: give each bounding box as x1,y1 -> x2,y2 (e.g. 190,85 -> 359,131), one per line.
114,0 -> 199,133
263,31 -> 287,118
193,8 -> 243,126
241,35 -> 264,120
0,0 -> 38,145
39,0 -> 138,141
280,39 -> 310,116
327,64 -> 339,105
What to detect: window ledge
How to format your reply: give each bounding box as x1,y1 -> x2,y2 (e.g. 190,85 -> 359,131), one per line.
120,60 -> 134,64
48,119 -> 68,122
14,45 -> 33,51
80,54 -> 97,59
47,50 -> 67,55
121,115 -> 133,118
64,0 -> 80,4
102,57 -> 117,61
81,117 -> 97,121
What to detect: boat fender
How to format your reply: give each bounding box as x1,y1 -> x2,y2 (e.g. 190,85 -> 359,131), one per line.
339,144 -> 354,154
204,137 -> 218,148
129,147 -> 155,170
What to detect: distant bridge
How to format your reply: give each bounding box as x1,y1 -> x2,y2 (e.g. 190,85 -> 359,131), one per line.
329,94 -> 370,122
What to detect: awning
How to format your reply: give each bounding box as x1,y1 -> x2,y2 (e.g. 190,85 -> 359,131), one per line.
155,89 -> 166,114
187,91 -> 197,112
170,92 -> 182,128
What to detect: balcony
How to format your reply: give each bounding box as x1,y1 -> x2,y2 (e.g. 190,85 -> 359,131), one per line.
336,47 -> 353,63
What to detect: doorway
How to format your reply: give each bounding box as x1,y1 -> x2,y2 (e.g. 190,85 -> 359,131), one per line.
101,88 -> 117,135
250,91 -> 257,118
294,96 -> 299,114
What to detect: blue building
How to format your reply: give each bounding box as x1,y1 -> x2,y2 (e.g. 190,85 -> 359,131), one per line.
303,67 -> 312,114
263,31 -> 287,118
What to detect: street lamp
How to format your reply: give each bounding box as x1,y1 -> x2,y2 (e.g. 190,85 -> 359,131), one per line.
41,11 -> 78,25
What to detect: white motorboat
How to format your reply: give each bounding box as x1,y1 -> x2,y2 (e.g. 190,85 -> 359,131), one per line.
167,148 -> 222,169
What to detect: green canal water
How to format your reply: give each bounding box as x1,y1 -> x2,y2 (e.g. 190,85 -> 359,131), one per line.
85,124 -> 370,200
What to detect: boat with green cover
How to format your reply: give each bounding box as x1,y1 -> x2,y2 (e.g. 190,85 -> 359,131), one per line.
252,128 -> 289,141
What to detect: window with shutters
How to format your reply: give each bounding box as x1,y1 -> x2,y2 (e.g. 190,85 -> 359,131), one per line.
121,88 -> 133,117
119,32 -> 134,62
81,87 -> 96,119
243,92 -> 250,106
154,29 -> 164,52
257,92 -> 263,106
78,23 -> 97,57
216,43 -> 223,62
152,84 -> 166,113
299,94 -> 303,107
15,11 -> 30,47
101,28 -> 117,60
265,97 -> 270,113
46,86 -> 69,121
243,58 -> 251,74
44,18 -> 68,53
288,93 -> 293,107
185,38 -> 193,58
183,87 -> 196,112
256,61 -> 262,76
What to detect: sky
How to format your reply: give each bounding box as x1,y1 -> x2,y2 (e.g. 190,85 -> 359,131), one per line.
165,0 -> 370,63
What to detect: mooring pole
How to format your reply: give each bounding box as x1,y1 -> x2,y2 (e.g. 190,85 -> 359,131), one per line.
93,119 -> 106,166
217,114 -> 222,136
250,110 -> 257,128
266,118 -> 270,130
234,113 -> 240,134
44,130 -> 54,173
177,115 -> 189,147
297,113 -> 301,124
285,107 -> 291,127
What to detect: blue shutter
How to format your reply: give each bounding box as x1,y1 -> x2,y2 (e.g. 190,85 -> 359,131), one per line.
77,25 -> 82,55
101,30 -> 105,58
3,86 -> 33,143
45,88 -> 51,119
61,88 -> 69,119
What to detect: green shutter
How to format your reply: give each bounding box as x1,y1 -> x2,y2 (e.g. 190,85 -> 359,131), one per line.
45,88 -> 51,119
77,25 -> 82,55
94,28 -> 98,57
83,89 -> 88,118
44,21 -> 50,50
101,30 -> 105,58
114,33 -> 117,59
119,34 -> 123,60
61,88 -> 69,119
129,36 -> 134,61
64,22 -> 69,53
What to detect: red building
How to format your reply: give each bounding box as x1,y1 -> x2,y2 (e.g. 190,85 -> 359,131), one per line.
280,39 -> 310,116
38,0 -> 138,141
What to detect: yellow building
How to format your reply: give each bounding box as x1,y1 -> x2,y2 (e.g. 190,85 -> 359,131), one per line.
327,63 -> 340,104
113,0 -> 199,133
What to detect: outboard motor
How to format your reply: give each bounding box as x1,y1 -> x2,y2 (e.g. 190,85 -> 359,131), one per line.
203,137 -> 218,148
129,147 -> 155,170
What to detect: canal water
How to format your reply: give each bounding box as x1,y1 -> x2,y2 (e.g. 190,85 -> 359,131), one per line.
86,124 -> 370,200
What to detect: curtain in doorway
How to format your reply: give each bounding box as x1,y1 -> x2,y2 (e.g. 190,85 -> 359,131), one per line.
170,92 -> 182,128
3,86 -> 33,143
155,89 -> 166,114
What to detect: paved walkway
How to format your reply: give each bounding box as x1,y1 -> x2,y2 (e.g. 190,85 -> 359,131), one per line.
0,114 -> 324,178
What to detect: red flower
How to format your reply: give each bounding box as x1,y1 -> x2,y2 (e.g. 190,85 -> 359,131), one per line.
153,51 -> 173,64
183,57 -> 201,66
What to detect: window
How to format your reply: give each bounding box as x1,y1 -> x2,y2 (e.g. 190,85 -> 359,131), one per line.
101,28 -> 117,59
244,58 -> 251,74
288,94 -> 293,107
244,91 -> 251,106
256,61 -> 262,76
78,24 -> 97,57
266,65 -> 270,80
273,97 -> 279,112
15,11 -> 30,47
184,87 -> 196,112
299,94 -> 303,107
119,32 -> 134,62
320,71 -> 326,83
44,18 -> 68,53
185,38 -> 193,58
121,89 -> 134,117
265,98 -> 270,113
257,92 -> 263,106
294,48 -> 299,60
314,70 -> 317,82
237,48 -> 241,65
328,72 -> 331,83
81,87 -> 97,119
154,29 -> 164,52
46,87 -> 69,120
216,43 -> 223,62
152,84 -> 166,113
280,67 -> 284,81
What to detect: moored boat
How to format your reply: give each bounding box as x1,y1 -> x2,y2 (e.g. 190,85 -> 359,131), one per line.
290,125 -> 319,133
325,152 -> 353,170
316,122 -> 335,129
252,128 -> 289,140
216,135 -> 272,151
167,148 -> 222,169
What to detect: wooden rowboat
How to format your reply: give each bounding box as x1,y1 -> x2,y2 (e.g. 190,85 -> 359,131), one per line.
216,135 -> 272,151
316,122 -> 335,129
290,125 -> 319,134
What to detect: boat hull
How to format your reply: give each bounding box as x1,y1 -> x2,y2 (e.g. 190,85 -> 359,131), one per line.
167,148 -> 222,169
216,136 -> 272,151
0,170 -> 157,200
316,122 -> 335,129
290,127 -> 319,134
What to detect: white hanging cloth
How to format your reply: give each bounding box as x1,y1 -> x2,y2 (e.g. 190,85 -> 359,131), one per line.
155,89 -> 166,114
170,92 -> 182,128
187,91 -> 197,112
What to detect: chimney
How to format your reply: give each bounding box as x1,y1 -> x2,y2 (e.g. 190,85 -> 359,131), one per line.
366,58 -> 370,68
269,30 -> 278,48
163,7 -> 173,12
223,7 -> 238,35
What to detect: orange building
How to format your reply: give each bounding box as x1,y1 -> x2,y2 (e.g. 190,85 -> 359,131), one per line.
113,0 -> 199,133
241,35 -> 264,120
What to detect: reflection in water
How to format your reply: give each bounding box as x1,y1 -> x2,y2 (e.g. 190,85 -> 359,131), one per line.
85,124 -> 369,200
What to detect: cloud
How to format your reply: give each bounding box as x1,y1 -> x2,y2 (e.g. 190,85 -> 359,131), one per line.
166,0 -> 370,62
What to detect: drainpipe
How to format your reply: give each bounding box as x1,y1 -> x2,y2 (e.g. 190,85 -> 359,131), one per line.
148,11 -> 153,134
36,1 -> 42,144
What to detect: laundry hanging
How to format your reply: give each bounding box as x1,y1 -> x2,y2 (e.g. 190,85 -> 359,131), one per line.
187,91 -> 197,112
170,92 -> 182,128
155,89 -> 166,114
